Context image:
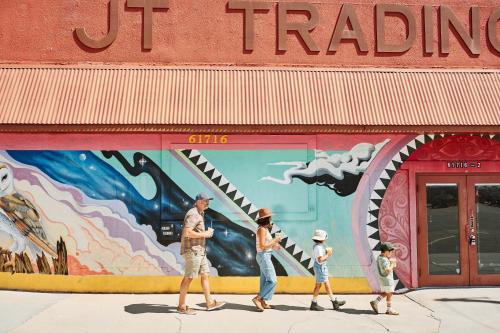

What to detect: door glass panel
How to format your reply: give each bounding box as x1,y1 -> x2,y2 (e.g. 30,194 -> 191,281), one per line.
426,184 -> 461,275
475,184 -> 500,275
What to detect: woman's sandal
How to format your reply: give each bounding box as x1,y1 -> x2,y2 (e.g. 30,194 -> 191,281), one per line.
252,296 -> 265,312
260,299 -> 275,309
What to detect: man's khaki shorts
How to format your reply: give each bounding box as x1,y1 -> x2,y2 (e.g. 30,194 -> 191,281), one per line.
182,250 -> 210,278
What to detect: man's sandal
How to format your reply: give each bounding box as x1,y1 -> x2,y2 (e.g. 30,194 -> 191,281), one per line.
206,300 -> 226,311
177,305 -> 196,315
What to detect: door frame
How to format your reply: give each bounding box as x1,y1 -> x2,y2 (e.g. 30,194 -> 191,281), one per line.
467,175 -> 500,285
417,174 -> 470,286
416,173 -> 500,287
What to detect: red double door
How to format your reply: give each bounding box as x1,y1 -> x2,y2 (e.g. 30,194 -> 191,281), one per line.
417,175 -> 500,286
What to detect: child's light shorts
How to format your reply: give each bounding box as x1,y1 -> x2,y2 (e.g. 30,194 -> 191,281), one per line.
380,284 -> 395,293
313,263 -> 329,283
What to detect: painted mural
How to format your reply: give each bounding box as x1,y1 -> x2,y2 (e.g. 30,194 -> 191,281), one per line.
1,134 -> 497,292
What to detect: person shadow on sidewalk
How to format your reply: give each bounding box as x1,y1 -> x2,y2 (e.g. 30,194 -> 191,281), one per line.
197,302 -> 308,312
124,303 -> 311,314
124,304 -> 178,314
340,308 -> 378,315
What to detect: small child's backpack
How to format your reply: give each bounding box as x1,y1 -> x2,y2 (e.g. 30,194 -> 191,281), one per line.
376,256 -> 389,277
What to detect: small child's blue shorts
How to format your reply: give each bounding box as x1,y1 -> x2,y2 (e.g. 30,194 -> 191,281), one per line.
313,263 -> 329,283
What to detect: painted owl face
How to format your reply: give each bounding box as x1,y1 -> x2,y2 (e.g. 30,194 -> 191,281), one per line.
0,164 -> 14,196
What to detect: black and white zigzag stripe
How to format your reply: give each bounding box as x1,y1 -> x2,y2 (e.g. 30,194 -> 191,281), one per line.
179,149 -> 315,275
366,133 -> 500,292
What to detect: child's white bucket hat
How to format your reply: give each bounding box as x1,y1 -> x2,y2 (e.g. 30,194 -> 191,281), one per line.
312,229 -> 328,241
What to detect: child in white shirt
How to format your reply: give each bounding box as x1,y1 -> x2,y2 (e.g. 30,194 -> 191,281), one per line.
310,229 -> 346,311
370,242 -> 399,315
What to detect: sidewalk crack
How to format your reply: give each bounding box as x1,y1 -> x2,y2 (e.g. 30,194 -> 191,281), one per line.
404,294 -> 442,331
287,318 -> 313,333
174,315 -> 183,333
366,316 -> 391,332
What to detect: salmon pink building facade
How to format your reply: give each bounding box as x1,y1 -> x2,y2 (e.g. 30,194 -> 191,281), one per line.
0,0 -> 499,293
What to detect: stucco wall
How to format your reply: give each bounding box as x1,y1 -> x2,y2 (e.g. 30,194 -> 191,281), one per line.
1,133 -> 499,292
0,0 -> 498,67
0,133 -> 397,293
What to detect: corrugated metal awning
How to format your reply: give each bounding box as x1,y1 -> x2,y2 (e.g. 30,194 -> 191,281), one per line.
0,65 -> 498,133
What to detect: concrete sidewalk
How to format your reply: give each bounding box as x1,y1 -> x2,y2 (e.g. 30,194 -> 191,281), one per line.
0,288 -> 499,333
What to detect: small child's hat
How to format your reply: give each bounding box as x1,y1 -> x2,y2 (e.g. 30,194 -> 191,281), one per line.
380,242 -> 396,252
312,229 -> 328,241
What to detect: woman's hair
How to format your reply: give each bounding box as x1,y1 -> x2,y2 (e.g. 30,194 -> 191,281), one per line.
313,240 -> 322,244
256,216 -> 272,226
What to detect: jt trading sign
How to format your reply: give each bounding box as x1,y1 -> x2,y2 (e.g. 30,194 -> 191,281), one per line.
75,1 -> 500,54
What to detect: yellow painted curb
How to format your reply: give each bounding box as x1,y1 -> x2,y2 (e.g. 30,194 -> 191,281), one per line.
0,273 -> 372,293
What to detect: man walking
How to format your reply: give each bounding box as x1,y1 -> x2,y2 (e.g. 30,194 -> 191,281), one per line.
177,193 -> 225,315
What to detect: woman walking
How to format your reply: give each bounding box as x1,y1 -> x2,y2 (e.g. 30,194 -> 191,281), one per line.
252,208 -> 283,312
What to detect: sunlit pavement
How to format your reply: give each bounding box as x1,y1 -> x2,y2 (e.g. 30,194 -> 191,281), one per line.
1,288 -> 499,333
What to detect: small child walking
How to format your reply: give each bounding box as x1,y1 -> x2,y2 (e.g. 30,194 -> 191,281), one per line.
310,229 -> 346,311
370,242 -> 399,315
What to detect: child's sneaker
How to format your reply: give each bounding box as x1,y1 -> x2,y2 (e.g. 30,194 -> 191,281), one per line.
310,301 -> 325,311
331,299 -> 346,310
369,301 -> 379,314
386,309 -> 399,315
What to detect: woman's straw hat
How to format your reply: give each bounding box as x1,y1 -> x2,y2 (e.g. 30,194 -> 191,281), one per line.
257,208 -> 273,220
